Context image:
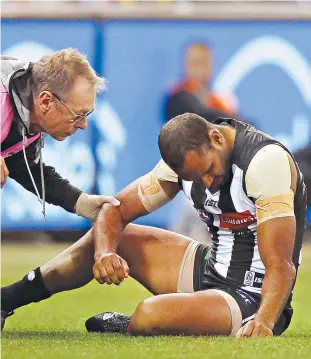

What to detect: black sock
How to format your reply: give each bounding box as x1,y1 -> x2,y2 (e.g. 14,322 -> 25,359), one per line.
1,267 -> 51,312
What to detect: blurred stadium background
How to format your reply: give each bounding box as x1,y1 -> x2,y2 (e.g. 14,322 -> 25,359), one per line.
1,0 -> 311,245
1,0 -> 311,242
1,1 -> 311,358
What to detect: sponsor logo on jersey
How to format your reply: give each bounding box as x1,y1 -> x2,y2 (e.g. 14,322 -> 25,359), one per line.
244,270 -> 255,287
205,198 -> 219,208
219,210 -> 256,230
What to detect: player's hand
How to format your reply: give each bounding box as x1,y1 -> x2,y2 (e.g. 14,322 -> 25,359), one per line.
0,156 -> 9,188
93,252 -> 129,286
75,193 -> 120,221
236,320 -> 273,338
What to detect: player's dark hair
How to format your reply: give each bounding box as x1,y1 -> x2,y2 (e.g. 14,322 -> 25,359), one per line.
158,113 -> 214,172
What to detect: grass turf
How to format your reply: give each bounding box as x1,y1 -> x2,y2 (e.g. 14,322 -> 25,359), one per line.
1,241 -> 311,359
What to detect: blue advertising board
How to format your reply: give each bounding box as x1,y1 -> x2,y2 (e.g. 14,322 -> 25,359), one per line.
1,19 -> 310,230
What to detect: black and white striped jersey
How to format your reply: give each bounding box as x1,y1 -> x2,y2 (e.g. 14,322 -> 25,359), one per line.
180,118 -> 307,295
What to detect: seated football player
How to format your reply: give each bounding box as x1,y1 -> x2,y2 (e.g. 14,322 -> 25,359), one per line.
2,114 -> 306,338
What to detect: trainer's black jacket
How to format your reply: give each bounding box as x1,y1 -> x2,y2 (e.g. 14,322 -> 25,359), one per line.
1,56 -> 82,213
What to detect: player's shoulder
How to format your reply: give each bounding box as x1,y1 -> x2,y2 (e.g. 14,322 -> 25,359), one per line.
245,144 -> 293,199
154,159 -> 179,183
252,144 -> 289,165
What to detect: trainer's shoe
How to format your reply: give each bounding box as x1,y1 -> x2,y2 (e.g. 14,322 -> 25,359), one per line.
85,312 -> 131,333
1,310 -> 14,330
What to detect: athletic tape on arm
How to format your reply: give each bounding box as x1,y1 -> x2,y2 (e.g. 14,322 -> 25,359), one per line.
138,160 -> 178,213
245,144 -> 295,225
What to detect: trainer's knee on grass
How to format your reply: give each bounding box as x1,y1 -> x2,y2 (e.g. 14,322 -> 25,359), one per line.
129,298 -> 162,335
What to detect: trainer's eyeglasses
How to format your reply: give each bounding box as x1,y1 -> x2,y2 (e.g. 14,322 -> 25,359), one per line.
51,92 -> 94,123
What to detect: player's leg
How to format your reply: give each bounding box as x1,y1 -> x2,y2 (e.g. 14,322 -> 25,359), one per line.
1,229 -> 95,323
86,288 -> 242,336
1,223 -> 191,327
2,223 -> 195,330
116,223 -> 192,295
128,289 -> 237,336
39,223 -> 191,295
40,229 -> 94,293
86,225 -> 243,336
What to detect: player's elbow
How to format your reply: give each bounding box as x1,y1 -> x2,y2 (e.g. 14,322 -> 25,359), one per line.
101,202 -> 117,212
128,298 -> 162,336
99,202 -> 125,224
283,262 -> 296,287
286,261 -> 296,280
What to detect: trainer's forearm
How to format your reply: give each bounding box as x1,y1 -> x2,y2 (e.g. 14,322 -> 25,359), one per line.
93,203 -> 126,255
255,262 -> 296,329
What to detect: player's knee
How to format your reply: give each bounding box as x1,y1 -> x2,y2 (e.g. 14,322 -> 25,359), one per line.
129,299 -> 161,335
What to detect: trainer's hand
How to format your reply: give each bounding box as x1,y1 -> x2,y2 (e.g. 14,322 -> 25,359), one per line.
0,156 -> 9,188
93,252 -> 129,285
75,193 -> 120,221
236,320 -> 273,338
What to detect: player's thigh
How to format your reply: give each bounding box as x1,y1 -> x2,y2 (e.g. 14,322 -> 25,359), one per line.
117,224 -> 192,295
130,289 -> 240,336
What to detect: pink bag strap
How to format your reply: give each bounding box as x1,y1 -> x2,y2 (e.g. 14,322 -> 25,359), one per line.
1,82 -> 14,144
1,133 -> 41,158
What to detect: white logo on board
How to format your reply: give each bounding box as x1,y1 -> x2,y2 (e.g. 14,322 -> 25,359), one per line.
213,36 -> 311,151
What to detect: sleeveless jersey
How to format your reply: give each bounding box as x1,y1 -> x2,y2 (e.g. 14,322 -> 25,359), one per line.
180,118 -> 307,295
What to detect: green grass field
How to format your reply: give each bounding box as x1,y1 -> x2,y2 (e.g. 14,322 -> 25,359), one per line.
1,242 -> 311,359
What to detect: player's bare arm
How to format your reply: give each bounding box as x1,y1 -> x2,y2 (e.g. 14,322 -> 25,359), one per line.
237,146 -> 297,338
247,216 -> 295,337
93,161 -> 180,286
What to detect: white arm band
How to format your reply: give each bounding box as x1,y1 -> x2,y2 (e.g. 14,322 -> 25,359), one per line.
154,159 -> 179,183
245,144 -> 292,200
138,160 -> 178,213
245,144 -> 295,224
